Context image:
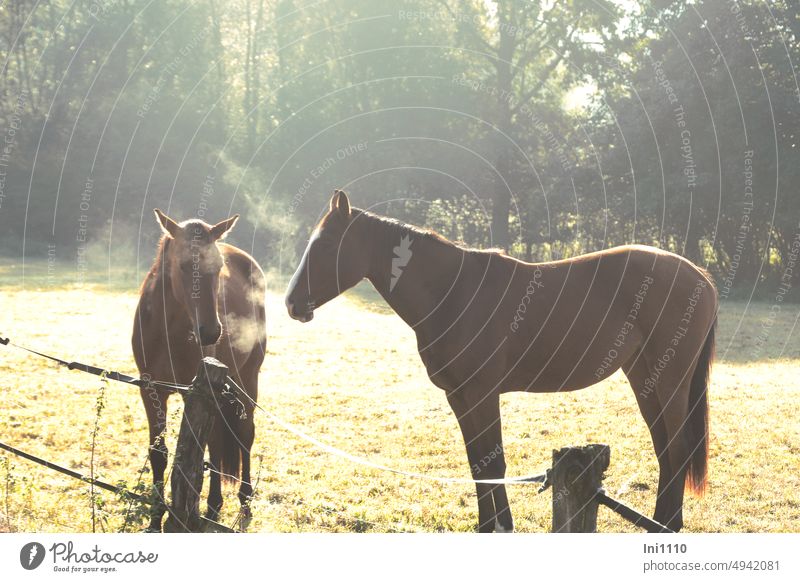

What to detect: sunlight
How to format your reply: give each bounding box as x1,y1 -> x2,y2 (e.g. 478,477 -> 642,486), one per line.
563,81 -> 598,113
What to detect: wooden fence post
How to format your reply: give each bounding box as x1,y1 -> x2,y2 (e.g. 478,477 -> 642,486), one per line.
551,444 -> 610,533
163,357 -> 228,533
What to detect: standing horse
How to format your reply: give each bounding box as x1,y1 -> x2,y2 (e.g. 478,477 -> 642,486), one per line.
286,190 -> 716,532
133,209 -> 266,531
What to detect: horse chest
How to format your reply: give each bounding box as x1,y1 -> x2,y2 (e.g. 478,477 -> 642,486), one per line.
415,330 -> 500,393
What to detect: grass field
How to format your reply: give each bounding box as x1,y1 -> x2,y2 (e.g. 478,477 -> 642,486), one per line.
0,259 -> 799,533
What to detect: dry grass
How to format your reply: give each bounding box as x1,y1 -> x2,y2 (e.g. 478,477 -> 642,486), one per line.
0,259 -> 798,533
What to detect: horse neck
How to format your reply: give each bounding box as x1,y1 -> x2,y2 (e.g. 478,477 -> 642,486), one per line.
363,214 -> 464,329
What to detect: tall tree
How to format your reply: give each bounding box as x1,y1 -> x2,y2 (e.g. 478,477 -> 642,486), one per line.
440,0 -> 620,250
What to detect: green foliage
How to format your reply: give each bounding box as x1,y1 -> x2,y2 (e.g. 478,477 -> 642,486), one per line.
0,0 -> 797,297
88,377 -> 107,532
114,480 -> 153,532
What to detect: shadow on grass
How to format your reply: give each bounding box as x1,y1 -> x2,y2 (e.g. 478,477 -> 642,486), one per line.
715,300 -> 800,363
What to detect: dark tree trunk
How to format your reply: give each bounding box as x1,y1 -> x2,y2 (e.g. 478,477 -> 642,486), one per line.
490,0 -> 517,251
491,154 -> 512,250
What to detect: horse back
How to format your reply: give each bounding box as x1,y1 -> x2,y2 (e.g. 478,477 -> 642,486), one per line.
502,244 -> 717,391
418,244 -> 716,393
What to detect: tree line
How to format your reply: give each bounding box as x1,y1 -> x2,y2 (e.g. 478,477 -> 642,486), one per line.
0,0 -> 797,299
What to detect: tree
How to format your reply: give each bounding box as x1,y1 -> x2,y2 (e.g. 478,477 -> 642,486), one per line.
439,0 -> 621,250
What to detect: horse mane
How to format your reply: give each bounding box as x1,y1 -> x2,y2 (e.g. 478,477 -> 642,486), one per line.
358,209 -> 504,256
139,235 -> 171,295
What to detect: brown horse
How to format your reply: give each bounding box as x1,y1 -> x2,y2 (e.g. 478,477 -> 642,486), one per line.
286,190 -> 717,533
133,209 -> 266,531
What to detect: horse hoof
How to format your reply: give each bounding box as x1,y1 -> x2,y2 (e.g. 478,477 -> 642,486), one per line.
143,526 -> 161,533
237,506 -> 253,532
205,508 -> 221,522
494,520 -> 514,533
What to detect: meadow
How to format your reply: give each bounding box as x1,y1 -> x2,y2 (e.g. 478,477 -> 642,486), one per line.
0,259 -> 798,533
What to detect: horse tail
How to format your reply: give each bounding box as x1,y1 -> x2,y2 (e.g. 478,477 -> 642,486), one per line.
685,315 -> 715,496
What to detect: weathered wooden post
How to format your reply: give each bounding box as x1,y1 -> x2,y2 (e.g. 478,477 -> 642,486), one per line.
551,444 -> 610,533
164,357 -> 228,533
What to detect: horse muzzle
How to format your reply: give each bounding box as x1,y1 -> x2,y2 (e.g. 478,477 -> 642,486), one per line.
286,299 -> 314,323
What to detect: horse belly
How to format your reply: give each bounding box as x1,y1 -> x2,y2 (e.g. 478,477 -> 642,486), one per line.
507,313 -> 643,393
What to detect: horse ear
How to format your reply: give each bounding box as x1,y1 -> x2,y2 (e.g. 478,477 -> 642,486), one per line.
154,208 -> 180,238
210,214 -> 239,240
330,189 -> 351,218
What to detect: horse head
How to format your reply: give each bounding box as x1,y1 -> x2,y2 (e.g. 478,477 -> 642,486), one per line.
154,208 -> 238,346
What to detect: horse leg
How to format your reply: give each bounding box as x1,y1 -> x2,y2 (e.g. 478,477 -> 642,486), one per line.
206,426 -> 224,521
654,374 -> 693,532
447,390 -> 512,533
140,385 -> 169,532
628,344 -> 694,532
236,359 -> 261,530
476,393 -> 513,532
623,355 -> 674,530
237,417 -> 255,529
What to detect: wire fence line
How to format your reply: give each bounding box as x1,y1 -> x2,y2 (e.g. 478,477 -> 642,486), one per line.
0,333 -> 669,533
0,335 -> 421,532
